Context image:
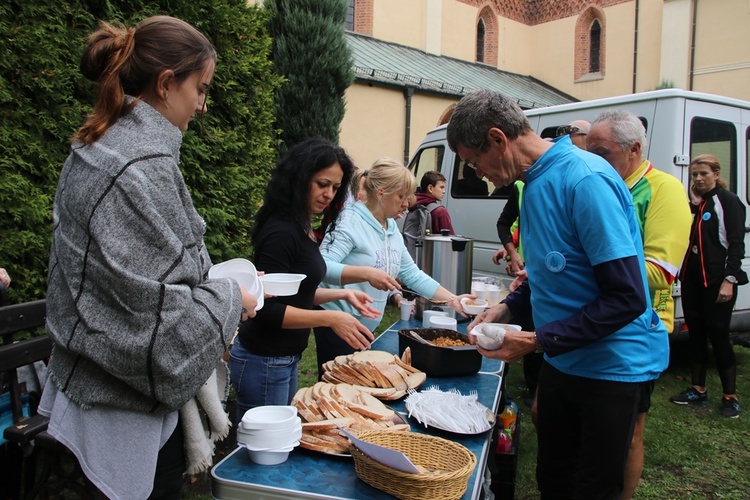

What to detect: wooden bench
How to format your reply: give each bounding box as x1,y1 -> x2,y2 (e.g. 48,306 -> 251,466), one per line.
0,298 -> 89,499
0,298 -> 50,499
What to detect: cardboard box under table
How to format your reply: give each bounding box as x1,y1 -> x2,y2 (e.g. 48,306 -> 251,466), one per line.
211,322 -> 505,500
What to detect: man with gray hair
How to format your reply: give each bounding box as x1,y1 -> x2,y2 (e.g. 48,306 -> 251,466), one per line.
587,109 -> 691,499
448,89 -> 669,498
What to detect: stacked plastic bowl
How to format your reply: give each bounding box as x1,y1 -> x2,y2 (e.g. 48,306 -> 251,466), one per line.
236,405 -> 302,465
208,258 -> 264,311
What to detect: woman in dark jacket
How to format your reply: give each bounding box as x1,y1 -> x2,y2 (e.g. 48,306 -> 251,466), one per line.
671,154 -> 746,418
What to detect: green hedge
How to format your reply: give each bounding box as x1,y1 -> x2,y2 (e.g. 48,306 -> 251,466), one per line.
0,0 -> 282,303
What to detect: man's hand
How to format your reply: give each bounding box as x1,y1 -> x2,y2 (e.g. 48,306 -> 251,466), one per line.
492,247 -> 508,266
506,252 -> 524,276
509,270 -> 527,292
475,330 -> 536,362
467,303 -> 512,332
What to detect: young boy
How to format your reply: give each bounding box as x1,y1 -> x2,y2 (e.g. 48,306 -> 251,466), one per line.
415,170 -> 455,235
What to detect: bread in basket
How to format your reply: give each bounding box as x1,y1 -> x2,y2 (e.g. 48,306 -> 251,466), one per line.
350,430 -> 477,500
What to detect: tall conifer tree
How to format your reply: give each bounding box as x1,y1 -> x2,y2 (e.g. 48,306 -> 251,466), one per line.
266,0 -> 354,150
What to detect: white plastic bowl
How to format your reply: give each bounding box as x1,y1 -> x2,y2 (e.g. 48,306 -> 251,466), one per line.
243,441 -> 299,452
429,315 -> 457,331
246,448 -> 291,466
209,259 -> 264,311
422,310 -> 449,328
470,323 -> 508,350
260,273 -> 306,296
237,421 -> 302,439
491,323 -> 522,332
237,423 -> 302,450
240,405 -> 299,430
460,297 -> 488,315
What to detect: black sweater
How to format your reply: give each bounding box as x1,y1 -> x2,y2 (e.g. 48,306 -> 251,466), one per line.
238,216 -> 325,356
681,186 -> 748,287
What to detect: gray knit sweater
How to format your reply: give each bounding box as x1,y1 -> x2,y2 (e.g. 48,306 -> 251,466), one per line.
46,100 -> 242,413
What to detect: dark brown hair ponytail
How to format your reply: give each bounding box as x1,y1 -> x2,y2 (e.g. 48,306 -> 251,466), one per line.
74,16 -> 216,145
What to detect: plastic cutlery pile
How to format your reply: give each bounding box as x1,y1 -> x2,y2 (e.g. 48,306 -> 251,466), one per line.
404,386 -> 493,434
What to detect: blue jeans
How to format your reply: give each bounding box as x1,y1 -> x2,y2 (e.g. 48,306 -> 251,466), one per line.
229,340 -> 300,425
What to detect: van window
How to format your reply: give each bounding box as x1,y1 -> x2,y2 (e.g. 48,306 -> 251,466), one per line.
409,146 -> 445,189
690,117 -> 736,192
540,126 -> 559,139
451,155 -> 500,198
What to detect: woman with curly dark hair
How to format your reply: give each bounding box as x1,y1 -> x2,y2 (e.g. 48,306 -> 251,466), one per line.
229,138 -> 380,423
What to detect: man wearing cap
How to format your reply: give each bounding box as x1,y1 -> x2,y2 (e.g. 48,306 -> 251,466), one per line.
556,119 -> 590,149
449,89 -> 668,499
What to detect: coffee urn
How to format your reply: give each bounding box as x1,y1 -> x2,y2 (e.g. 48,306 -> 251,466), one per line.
415,235 -> 473,318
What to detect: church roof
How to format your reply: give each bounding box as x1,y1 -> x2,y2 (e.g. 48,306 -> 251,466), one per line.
347,32 -> 576,109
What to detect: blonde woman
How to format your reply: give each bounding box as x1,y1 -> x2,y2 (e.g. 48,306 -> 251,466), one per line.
314,158 -> 470,377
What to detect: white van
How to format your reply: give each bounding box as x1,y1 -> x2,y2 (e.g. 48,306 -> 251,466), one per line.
407,89 -> 750,336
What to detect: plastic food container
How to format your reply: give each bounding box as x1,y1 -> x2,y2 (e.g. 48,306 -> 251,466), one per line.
260,273 -> 306,296
209,258 -> 264,311
240,405 -> 299,430
460,297 -> 488,315
469,323 -> 522,351
429,316 -> 457,331
246,447 -> 293,466
422,309 -> 449,328
237,423 -> 302,450
398,328 -> 481,377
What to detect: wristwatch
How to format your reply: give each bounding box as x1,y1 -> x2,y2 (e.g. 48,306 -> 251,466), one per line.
725,275 -> 738,284
533,333 -> 543,354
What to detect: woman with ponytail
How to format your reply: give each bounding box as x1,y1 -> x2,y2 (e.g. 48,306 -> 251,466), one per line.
671,154 -> 746,418
38,16 -> 257,499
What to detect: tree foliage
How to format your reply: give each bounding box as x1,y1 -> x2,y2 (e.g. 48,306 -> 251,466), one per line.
0,0 -> 281,303
266,0 -> 354,151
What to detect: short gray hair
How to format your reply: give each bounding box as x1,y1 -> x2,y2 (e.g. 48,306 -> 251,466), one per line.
591,109 -> 648,157
447,89 -> 533,152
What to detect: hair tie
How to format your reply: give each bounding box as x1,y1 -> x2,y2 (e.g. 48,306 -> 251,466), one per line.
363,170 -> 369,177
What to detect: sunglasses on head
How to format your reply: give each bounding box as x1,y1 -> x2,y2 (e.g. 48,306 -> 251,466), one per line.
556,125 -> 587,137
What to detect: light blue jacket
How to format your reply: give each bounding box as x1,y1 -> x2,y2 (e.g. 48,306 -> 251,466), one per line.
320,201 -> 439,331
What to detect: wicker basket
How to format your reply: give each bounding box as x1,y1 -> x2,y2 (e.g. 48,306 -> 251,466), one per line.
350,430 -> 477,500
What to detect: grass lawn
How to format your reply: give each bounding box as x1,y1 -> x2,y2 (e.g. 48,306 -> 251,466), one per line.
184,307 -> 749,498
506,339 -> 750,499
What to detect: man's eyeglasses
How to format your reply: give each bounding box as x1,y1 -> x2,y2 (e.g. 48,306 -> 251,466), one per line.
464,137 -> 487,171
556,125 -> 588,137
